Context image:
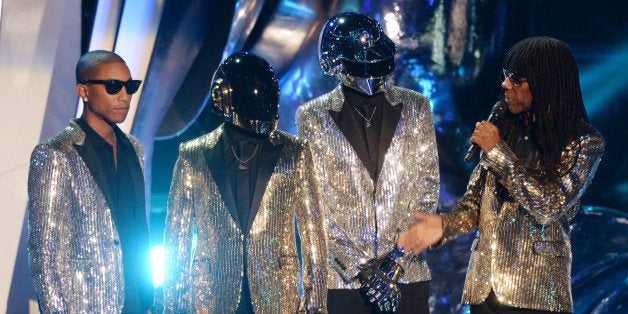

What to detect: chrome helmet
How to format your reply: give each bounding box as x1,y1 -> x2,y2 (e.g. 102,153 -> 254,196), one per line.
319,12 -> 397,95
211,51 -> 280,134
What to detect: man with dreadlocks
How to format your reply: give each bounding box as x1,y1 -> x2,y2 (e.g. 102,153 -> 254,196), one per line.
397,36 -> 605,313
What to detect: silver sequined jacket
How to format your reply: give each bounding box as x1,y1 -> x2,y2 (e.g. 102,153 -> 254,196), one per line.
296,85 -> 440,289
441,129 -> 604,312
27,120 -> 144,313
163,126 -> 327,313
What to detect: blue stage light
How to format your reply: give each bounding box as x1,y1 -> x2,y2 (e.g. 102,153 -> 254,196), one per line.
151,245 -> 165,288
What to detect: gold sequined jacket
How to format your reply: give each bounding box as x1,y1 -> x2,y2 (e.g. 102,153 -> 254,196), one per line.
163,126 -> 327,313
296,85 -> 440,289
27,120 -> 144,313
441,129 -> 604,312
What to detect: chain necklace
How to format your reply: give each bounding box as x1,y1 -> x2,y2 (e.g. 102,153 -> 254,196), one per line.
231,144 -> 259,170
353,106 -> 376,128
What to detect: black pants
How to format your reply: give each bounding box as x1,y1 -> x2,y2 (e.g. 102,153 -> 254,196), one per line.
470,290 -> 571,314
327,281 -> 430,314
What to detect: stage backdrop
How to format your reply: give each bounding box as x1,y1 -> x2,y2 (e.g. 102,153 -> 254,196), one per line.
1,0 -> 627,312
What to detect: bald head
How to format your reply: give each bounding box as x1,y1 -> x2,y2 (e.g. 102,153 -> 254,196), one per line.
75,50 -> 127,84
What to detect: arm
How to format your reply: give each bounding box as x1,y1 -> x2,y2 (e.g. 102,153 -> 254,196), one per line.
27,145 -> 70,312
398,165 -> 485,255
396,96 -> 448,255
297,143 -> 328,313
481,133 -> 604,224
163,147 -> 196,313
128,135 -> 145,173
413,97 -> 440,216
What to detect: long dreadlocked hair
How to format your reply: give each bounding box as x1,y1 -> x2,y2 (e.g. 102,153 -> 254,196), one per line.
501,36 -> 591,183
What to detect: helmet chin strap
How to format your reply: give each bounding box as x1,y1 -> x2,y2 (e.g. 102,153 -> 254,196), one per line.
86,102 -> 116,127
339,74 -> 387,96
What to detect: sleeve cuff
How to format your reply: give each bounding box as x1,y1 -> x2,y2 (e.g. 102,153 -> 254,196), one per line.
329,256 -> 360,283
480,141 -> 517,179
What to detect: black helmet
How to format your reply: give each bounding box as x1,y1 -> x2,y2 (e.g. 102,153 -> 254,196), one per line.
319,12 -> 397,78
211,51 -> 280,134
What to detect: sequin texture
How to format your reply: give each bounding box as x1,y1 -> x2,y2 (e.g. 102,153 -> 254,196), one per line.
441,130 -> 605,311
27,120 -> 144,312
296,85 -> 440,289
163,126 -> 327,313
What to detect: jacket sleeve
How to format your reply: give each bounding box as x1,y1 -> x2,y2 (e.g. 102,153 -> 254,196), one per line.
481,132 -> 605,225
163,146 -> 196,313
296,142 -> 328,313
27,145 -> 71,313
441,165 -> 484,244
413,96 -> 440,215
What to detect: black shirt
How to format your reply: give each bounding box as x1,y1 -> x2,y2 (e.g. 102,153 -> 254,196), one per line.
223,123 -> 267,232
334,85 -> 400,182
494,113 -> 539,202
222,123 -> 267,314
76,118 -> 153,313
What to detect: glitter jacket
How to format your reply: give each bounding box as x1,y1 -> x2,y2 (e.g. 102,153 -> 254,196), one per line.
27,120 -> 144,313
163,125 -> 327,313
296,85 -> 440,289
441,129 -> 604,312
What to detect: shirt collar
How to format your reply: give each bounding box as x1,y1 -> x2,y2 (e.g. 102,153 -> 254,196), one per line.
76,117 -> 113,149
342,84 -> 387,109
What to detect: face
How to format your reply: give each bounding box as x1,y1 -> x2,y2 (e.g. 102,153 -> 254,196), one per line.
77,61 -> 133,124
501,73 -> 533,115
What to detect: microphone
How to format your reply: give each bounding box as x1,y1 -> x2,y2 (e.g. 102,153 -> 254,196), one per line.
463,101 -> 508,162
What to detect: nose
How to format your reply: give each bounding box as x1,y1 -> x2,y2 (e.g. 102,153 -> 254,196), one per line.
118,86 -> 132,101
501,77 -> 512,89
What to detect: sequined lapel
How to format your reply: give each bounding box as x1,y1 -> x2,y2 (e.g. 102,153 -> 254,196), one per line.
246,132 -> 284,234
376,95 -> 402,179
203,129 -> 241,230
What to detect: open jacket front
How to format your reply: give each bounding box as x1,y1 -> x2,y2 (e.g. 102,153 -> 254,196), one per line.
164,126 -> 327,313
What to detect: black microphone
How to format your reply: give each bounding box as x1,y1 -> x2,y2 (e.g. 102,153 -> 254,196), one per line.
463,101 -> 508,162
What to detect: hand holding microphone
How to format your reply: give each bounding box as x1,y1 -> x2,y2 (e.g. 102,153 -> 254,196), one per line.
464,101 -> 508,162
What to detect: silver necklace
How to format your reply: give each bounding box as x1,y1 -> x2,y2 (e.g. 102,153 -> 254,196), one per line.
353,106 -> 376,128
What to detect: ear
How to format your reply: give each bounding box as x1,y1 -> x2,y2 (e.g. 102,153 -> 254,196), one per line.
76,84 -> 88,102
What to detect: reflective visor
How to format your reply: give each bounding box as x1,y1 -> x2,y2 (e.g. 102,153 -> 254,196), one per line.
341,56 -> 395,78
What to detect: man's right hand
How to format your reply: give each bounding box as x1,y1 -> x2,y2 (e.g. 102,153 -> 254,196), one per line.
357,248 -> 405,312
397,212 -> 443,255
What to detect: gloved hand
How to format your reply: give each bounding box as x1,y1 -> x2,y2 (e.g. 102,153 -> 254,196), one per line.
357,248 -> 405,312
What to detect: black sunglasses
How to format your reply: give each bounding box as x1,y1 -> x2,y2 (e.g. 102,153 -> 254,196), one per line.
82,79 -> 142,95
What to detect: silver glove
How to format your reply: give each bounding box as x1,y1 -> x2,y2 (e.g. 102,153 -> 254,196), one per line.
357,247 -> 405,312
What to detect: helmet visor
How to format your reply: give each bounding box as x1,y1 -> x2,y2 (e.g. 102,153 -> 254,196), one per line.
341,56 -> 395,78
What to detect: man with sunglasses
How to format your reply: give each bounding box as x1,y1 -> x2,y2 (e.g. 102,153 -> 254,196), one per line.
27,50 -> 154,313
398,37 -> 605,313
